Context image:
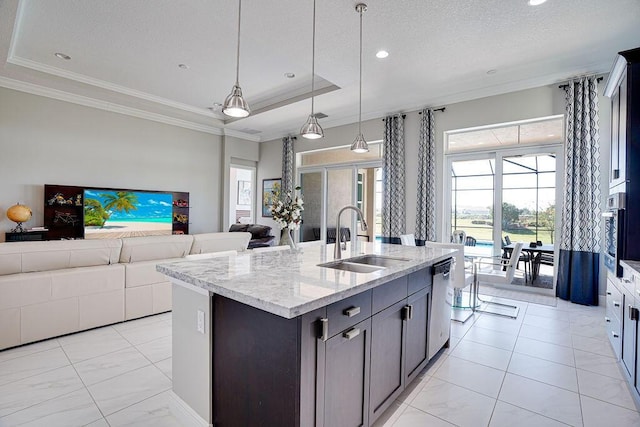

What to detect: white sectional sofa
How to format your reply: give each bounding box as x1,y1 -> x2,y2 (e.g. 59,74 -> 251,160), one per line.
0,231 -> 251,350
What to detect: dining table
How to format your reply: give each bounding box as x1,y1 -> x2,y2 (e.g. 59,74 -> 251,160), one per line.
504,242 -> 555,282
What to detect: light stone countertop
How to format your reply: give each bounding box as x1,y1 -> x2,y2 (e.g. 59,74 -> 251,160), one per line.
621,260 -> 640,275
157,241 -> 457,319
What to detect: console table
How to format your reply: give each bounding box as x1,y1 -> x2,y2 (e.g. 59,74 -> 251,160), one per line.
5,231 -> 49,242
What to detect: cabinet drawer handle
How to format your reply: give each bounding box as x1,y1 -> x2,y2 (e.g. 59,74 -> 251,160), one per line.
343,328 -> 360,340
614,301 -> 621,307
343,306 -> 361,317
319,318 -> 329,342
605,316 -> 611,323
607,291 -> 612,296
612,331 -> 620,338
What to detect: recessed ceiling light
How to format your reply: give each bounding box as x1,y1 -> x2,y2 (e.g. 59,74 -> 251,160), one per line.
54,52 -> 71,60
284,72 -> 295,78
376,50 -> 389,59
487,69 -> 497,74
178,63 -> 189,70
528,0 -> 547,6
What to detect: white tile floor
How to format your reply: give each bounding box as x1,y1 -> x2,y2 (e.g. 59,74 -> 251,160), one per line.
0,297 -> 639,426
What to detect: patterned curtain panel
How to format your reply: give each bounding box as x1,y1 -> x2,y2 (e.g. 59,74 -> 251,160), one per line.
381,114 -> 406,244
415,109 -> 437,245
557,76 -> 602,305
281,136 -> 295,196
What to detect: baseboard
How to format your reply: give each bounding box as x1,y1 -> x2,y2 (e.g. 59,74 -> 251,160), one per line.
168,390 -> 210,427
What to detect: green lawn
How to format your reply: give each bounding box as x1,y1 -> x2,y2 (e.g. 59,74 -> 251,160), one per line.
451,218 -> 554,245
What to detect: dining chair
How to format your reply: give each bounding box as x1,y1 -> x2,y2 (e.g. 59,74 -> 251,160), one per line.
399,233 -> 416,246
423,241 -> 475,323
451,230 -> 466,244
465,236 -> 477,246
473,242 -> 524,318
503,235 -> 531,282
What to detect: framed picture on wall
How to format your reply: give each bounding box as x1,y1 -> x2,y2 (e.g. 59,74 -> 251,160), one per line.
262,178 -> 281,217
237,180 -> 251,205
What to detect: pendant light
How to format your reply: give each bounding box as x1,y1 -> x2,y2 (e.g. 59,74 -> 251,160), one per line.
351,3 -> 369,153
300,0 -> 324,139
223,0 -> 250,118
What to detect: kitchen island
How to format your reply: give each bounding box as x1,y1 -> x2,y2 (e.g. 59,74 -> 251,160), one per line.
157,241 -> 456,427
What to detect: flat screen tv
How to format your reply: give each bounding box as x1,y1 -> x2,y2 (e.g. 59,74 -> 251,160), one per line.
83,189 -> 173,239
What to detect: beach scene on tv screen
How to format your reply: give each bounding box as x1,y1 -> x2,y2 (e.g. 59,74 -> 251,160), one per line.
84,189 -> 172,239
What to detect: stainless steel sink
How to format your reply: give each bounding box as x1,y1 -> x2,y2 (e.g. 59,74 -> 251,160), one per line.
318,260 -> 384,273
318,255 -> 409,273
346,255 -> 410,267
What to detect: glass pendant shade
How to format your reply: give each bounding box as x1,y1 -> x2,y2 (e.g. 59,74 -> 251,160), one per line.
223,84 -> 250,118
351,133 -> 369,153
300,114 -> 323,139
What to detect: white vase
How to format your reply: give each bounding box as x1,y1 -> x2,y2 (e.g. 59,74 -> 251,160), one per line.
280,228 -> 297,250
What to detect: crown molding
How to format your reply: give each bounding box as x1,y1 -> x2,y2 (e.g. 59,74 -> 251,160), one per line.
0,75 -> 227,136
7,55 -> 218,118
222,128 -> 261,142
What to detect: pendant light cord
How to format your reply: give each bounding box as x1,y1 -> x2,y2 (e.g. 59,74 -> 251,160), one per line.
311,0 -> 316,114
235,0 -> 242,86
358,5 -> 363,135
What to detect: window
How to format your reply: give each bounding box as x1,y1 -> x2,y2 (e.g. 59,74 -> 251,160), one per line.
446,116 -> 564,154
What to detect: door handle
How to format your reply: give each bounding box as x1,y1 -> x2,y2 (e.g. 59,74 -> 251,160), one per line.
343,327 -> 360,340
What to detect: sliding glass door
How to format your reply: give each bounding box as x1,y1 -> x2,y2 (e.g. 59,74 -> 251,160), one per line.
446,147 -> 562,293
298,163 -> 382,244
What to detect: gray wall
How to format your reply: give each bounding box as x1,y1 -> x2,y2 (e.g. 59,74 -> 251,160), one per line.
257,82 -> 612,295
0,86 -> 228,241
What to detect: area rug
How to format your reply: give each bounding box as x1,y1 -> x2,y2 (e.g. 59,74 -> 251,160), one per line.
479,286 -> 558,307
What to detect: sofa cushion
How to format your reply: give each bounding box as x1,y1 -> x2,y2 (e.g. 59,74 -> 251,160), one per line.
190,232 -> 251,254
246,225 -> 272,239
228,224 -> 249,233
119,235 -> 194,263
124,257 -> 184,288
0,240 -> 123,275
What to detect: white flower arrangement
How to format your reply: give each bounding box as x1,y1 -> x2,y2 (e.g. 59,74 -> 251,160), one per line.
270,186 -> 304,230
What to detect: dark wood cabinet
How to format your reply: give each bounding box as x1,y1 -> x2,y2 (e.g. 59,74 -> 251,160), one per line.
44,184 -> 85,240
605,47 -> 640,262
5,231 -> 49,242
321,318 -> 371,427
209,264 -> 445,427
404,286 -> 431,383
369,300 -> 405,422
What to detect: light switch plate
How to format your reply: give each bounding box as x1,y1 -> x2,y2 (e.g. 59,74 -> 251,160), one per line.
197,310 -> 205,334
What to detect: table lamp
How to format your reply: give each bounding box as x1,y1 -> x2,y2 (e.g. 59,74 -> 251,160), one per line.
6,203 -> 32,233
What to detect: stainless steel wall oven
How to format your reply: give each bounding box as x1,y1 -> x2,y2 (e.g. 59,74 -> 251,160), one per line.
603,193 -> 625,276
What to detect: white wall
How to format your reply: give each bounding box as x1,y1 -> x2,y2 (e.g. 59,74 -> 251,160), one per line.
221,136 -> 259,229
0,87 -> 226,241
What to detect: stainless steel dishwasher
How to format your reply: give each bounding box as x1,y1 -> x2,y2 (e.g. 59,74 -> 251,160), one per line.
428,258 -> 453,359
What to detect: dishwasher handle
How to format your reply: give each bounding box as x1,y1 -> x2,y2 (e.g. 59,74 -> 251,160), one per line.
432,258 -> 453,276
